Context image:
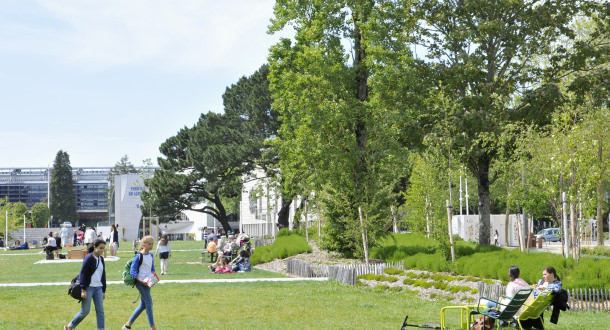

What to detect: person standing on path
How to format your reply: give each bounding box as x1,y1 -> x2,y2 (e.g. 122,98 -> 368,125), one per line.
60,224 -> 71,247
155,234 -> 171,275
64,238 -> 107,330
123,235 -> 157,330
494,230 -> 499,246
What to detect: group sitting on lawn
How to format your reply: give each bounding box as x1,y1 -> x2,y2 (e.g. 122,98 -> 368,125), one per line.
209,250 -> 252,273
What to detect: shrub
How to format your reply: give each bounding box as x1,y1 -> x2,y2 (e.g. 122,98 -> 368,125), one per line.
405,272 -> 418,278
384,267 -> 403,276
430,293 -> 438,299
389,286 -> 403,292
250,231 -> 312,265
471,289 -> 479,294
374,284 -> 389,291
378,275 -> 398,283
581,246 -> 610,258
403,278 -> 415,285
357,274 -> 379,281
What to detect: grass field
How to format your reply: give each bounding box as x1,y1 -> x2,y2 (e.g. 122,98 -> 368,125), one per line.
1,241 -> 608,329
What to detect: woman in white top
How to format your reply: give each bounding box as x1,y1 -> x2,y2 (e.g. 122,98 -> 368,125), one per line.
65,238 -> 106,330
155,234 -> 172,275
109,224 -> 119,256
123,236 -> 157,330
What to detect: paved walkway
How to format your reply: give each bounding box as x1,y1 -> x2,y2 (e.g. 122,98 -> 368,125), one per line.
0,277 -> 328,287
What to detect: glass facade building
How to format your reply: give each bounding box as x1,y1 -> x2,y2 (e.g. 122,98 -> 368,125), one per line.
0,167 -> 112,223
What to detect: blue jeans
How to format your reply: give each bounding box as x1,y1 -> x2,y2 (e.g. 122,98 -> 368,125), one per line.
129,281 -> 154,326
232,263 -> 248,272
69,286 -> 104,329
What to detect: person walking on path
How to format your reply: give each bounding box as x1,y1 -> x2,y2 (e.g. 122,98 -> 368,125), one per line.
123,235 -> 157,330
494,230 -> 499,246
109,224 -> 119,256
65,238 -> 107,330
155,234 -> 171,275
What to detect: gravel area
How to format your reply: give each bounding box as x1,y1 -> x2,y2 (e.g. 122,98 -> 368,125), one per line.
254,241 -> 502,304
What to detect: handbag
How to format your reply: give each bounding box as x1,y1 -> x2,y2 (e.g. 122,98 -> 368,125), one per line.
68,275 -> 82,302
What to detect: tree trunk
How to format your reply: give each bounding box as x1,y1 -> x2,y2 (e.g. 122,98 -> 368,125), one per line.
277,197 -> 292,229
473,155 -> 492,245
504,203 -> 510,247
352,11 -> 368,208
570,198 -> 579,262
597,178 -> 605,246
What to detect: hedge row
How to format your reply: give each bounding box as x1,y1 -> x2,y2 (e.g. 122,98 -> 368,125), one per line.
250,228 -> 312,265
371,233 -> 610,289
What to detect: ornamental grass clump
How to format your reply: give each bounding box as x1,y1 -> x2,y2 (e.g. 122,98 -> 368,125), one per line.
250,229 -> 312,265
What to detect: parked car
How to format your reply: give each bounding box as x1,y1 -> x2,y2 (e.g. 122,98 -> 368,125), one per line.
535,228 -> 561,242
61,221 -> 73,228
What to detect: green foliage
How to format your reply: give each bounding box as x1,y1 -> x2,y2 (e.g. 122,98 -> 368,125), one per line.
0,200 -> 30,233
250,231 -> 312,265
471,289 -> 479,295
49,150 -> 78,225
31,203 -> 50,228
373,284 -> 390,291
581,246 -> 610,257
403,278 -> 415,285
384,267 -> 403,276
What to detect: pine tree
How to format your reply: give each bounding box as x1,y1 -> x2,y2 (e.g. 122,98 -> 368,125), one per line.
49,150 -> 78,225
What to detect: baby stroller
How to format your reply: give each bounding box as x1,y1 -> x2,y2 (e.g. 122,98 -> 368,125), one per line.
76,231 -> 85,246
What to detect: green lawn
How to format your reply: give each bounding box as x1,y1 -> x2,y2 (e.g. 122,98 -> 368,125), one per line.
1,241 -> 608,329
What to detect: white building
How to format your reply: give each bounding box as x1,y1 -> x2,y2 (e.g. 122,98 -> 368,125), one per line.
239,169 -> 315,237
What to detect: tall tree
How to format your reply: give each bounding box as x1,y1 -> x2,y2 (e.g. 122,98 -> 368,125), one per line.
414,0 -> 598,244
269,0 -> 418,256
50,150 -> 78,225
31,202 -> 50,228
143,112 -> 261,232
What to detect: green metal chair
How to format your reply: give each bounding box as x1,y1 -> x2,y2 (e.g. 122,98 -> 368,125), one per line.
516,290 -> 554,329
469,288 -> 533,329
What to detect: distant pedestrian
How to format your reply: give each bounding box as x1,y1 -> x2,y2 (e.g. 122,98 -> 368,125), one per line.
155,234 -> 171,275
109,224 -> 119,256
64,238 -> 107,330
494,230 -> 499,246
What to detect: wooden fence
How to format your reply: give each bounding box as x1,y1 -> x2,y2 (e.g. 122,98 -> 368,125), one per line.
477,283 -> 610,312
286,261 -> 610,313
286,259 -> 405,285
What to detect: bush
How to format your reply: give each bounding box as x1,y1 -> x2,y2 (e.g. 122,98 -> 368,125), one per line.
403,278 -> 415,285
374,284 -> 389,291
581,246 -> 610,258
250,231 -> 312,265
384,267 -> 403,276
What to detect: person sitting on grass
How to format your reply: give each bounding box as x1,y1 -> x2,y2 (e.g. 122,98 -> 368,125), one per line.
211,258 -> 233,274
231,250 -> 252,272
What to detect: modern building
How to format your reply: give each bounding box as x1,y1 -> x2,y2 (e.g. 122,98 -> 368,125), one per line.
0,167 -> 111,224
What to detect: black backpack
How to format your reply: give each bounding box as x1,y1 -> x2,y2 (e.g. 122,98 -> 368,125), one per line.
68,275 -> 82,302
68,255 -> 103,302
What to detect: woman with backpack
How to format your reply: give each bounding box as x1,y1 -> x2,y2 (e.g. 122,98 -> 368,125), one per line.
64,238 -> 107,330
123,235 -> 157,330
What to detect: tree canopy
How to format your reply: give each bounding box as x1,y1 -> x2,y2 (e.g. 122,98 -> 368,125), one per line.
49,150 -> 78,225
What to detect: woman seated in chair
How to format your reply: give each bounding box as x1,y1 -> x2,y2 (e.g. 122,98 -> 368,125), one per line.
487,265 -> 529,310
533,266 -> 562,297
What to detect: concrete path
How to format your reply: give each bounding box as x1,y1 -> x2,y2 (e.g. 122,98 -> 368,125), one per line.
0,277 -> 328,287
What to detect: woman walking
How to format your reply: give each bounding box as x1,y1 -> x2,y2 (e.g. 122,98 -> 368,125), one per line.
155,234 -> 171,275
123,235 -> 157,330
65,238 -> 107,330
109,224 -> 119,256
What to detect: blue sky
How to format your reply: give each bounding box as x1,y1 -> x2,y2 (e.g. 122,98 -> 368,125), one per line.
0,0 -> 283,168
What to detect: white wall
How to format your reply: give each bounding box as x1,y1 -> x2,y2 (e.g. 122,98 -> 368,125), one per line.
114,174 -> 147,242
452,214 -> 524,246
